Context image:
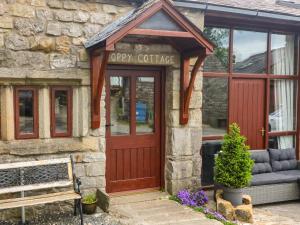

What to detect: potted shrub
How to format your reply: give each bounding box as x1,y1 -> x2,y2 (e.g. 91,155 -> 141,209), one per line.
214,123 -> 254,206
82,193 -> 97,214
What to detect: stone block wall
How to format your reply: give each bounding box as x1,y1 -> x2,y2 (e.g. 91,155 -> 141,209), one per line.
0,0 -> 206,200
0,0 -> 132,194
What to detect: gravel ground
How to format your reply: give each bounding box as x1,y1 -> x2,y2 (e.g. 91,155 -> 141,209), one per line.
0,208 -> 125,225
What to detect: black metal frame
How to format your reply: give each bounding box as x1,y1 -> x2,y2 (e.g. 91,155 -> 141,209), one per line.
71,156 -> 84,225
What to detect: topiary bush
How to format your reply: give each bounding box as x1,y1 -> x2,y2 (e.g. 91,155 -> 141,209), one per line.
214,123 -> 254,189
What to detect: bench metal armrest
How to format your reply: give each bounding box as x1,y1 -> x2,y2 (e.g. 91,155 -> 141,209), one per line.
74,176 -> 82,195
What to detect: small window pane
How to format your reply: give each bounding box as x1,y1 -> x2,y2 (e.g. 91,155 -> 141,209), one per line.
233,30 -> 268,73
204,27 -> 229,72
110,76 -> 130,135
136,77 -> 154,134
271,34 -> 295,75
269,80 -> 297,132
54,90 -> 68,133
19,90 -> 34,134
269,136 -> 295,149
203,77 -> 228,136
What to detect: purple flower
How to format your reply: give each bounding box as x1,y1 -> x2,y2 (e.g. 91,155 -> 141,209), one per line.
177,189 -> 208,207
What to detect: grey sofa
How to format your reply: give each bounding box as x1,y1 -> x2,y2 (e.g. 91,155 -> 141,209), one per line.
243,148 -> 300,205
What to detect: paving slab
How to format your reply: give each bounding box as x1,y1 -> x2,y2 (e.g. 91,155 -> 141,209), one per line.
110,191 -> 223,225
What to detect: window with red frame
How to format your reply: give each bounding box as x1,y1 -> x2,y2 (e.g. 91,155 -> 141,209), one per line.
50,87 -> 72,137
14,87 -> 39,139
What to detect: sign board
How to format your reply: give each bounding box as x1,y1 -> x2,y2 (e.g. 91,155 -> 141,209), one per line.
108,52 -> 179,66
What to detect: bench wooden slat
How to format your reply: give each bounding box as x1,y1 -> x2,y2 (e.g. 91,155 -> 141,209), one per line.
0,190 -> 77,204
0,180 -> 73,195
0,158 -> 70,170
0,191 -> 81,210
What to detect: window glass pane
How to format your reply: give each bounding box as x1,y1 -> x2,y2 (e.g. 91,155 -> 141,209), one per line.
203,77 -> 228,136
110,76 -> 130,135
54,90 -> 68,133
271,34 -> 295,75
269,80 -> 297,132
136,77 -> 154,134
269,136 -> 295,149
233,30 -> 267,73
204,27 -> 229,72
19,90 -> 34,134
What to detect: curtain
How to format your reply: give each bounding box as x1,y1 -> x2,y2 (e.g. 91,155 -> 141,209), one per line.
272,35 -> 295,149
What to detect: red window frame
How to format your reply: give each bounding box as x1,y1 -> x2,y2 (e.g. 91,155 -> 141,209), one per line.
14,87 -> 39,139
50,87 -> 73,138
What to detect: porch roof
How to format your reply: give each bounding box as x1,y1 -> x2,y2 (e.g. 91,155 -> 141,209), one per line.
84,0 -> 215,53
86,0 -> 215,129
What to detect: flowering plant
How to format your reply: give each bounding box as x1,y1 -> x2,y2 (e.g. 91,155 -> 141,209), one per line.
176,189 -> 208,207
170,189 -> 237,225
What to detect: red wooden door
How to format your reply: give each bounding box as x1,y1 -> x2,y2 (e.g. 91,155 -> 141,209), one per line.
229,79 -> 266,149
105,68 -> 161,193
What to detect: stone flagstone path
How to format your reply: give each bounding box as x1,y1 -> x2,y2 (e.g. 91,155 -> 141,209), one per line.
109,190 -> 222,225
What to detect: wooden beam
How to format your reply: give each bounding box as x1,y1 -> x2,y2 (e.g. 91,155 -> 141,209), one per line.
91,51 -> 110,129
180,56 -> 190,124
128,29 -> 194,38
180,52 -> 206,125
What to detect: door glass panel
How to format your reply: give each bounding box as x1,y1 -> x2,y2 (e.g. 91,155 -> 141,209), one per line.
19,90 -> 34,134
271,33 -> 295,76
136,77 -> 155,134
233,30 -> 268,74
110,76 -> 130,135
203,77 -> 228,136
269,80 -> 297,132
54,90 -> 68,133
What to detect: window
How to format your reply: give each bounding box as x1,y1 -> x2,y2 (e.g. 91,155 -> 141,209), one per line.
233,30 -> 268,73
271,33 -> 296,75
50,87 -> 72,137
204,27 -> 230,72
14,87 -> 39,139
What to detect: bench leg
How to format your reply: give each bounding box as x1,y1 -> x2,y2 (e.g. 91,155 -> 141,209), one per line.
78,199 -> 84,225
74,199 -> 78,216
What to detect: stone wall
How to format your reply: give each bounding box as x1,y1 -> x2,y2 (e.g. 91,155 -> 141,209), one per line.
0,0 -> 132,196
0,0 -> 205,201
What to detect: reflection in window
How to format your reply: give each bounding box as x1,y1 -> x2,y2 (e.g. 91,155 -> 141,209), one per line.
271,34 -> 295,75
269,136 -> 295,149
204,27 -> 229,72
233,30 -> 267,73
110,76 -> 130,135
202,77 -> 228,136
269,80 -> 296,132
19,90 -> 34,134
136,77 -> 154,133
54,90 -> 68,133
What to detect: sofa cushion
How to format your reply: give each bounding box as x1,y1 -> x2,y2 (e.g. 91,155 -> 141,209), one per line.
251,172 -> 297,186
269,148 -> 297,172
251,150 -> 272,174
276,170 -> 300,179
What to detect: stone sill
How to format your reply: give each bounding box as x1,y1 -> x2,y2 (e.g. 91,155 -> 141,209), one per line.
0,136 -> 100,156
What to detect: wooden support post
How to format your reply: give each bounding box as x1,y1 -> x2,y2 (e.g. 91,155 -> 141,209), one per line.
90,51 -> 109,129
180,52 -> 206,125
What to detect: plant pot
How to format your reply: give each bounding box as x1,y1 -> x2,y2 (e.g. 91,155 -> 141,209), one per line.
82,201 -> 97,214
222,186 -> 243,206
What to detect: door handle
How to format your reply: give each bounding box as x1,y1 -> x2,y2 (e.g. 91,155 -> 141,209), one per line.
260,127 -> 265,136
105,124 -> 114,127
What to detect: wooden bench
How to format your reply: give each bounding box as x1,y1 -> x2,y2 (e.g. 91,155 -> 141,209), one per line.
0,157 -> 83,225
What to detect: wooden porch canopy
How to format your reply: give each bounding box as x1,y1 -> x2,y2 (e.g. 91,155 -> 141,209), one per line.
85,0 -> 214,129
